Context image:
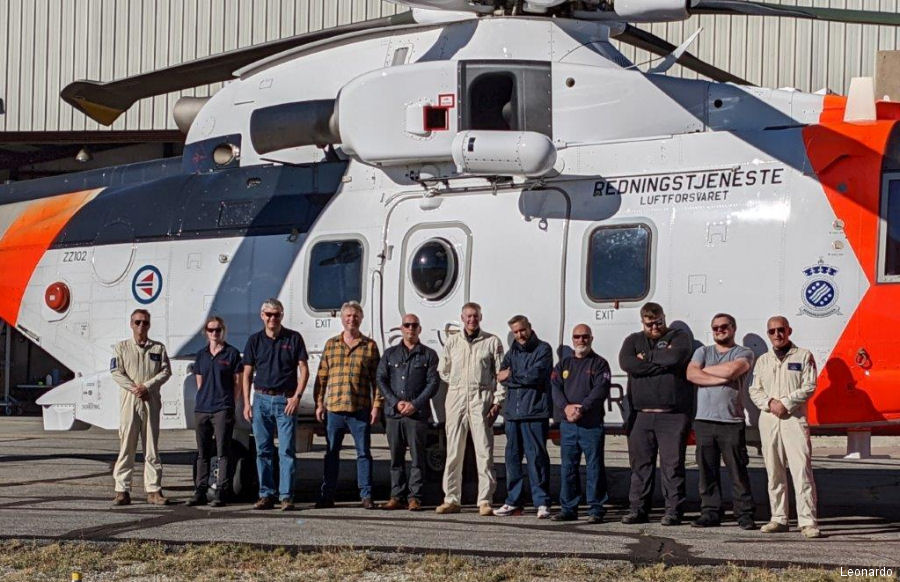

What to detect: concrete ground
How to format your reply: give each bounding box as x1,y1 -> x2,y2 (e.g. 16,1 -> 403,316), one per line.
0,417 -> 898,570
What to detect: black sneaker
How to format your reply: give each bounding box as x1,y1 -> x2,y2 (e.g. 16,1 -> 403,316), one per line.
552,512 -> 578,522
621,511 -> 649,524
586,514 -> 604,524
315,498 -> 335,509
186,491 -> 207,507
660,514 -> 682,526
691,514 -> 720,528
737,516 -> 757,530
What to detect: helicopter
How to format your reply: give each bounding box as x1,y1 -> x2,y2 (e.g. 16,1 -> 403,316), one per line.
1,0 -> 900,496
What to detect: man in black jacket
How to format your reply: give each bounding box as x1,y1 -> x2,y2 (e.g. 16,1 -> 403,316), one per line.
493,315 -> 554,519
550,323 -> 611,523
375,313 -> 439,511
619,302 -> 693,526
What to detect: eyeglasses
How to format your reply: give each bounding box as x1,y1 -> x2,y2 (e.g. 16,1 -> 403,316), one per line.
132,320 -> 150,327
401,322 -> 419,329
572,334 -> 592,340
711,324 -> 731,332
643,319 -> 665,328
206,327 -> 223,334
767,326 -> 787,336
263,312 -> 283,319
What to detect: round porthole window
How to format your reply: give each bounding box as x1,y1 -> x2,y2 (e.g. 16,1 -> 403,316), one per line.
410,239 -> 458,300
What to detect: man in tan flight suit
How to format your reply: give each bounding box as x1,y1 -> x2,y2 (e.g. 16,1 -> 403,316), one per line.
749,315 -> 821,538
436,302 -> 504,516
111,309 -> 172,506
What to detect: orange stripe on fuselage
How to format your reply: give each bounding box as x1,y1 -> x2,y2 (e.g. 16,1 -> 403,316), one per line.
803,116 -> 900,426
0,189 -> 102,326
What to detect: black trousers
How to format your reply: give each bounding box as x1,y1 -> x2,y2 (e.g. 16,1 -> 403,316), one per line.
694,419 -> 755,520
385,416 -> 428,501
194,409 -> 235,493
627,411 -> 691,516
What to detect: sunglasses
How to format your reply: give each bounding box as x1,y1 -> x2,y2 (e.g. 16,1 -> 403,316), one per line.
643,319 -> 665,328
711,324 -> 731,332
401,322 -> 420,329
263,312 -> 283,319
572,334 -> 592,340
132,320 -> 150,327
767,326 -> 787,336
206,327 -> 223,334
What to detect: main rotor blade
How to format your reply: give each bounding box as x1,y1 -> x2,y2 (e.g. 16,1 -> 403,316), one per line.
615,24 -> 752,85
61,12 -> 416,126
691,1 -> 900,26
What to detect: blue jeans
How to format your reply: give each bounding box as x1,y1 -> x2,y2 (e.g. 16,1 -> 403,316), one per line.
321,409 -> 373,500
504,419 -> 551,508
252,393 -> 296,501
559,421 -> 608,517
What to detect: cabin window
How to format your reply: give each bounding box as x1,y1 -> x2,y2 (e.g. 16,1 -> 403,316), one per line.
307,239 -> 364,311
586,224 -> 651,302
410,238 -> 458,300
880,176 -> 900,281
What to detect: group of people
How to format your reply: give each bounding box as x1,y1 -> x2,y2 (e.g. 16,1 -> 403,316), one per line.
108,299 -> 821,538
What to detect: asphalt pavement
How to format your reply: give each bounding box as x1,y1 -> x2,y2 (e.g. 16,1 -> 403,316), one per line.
0,417 -> 898,570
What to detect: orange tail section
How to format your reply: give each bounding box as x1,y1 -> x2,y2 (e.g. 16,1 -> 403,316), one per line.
0,189 -> 102,326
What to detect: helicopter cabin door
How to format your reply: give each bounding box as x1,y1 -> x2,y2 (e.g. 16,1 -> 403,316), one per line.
382,187 -> 571,355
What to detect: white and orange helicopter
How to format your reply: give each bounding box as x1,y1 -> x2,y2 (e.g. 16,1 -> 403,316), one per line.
1,0 -> 900,494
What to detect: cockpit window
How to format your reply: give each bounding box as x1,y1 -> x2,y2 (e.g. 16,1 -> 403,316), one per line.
879,175 -> 900,281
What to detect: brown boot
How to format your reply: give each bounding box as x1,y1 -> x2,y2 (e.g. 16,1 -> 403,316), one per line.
407,498 -> 422,511
254,497 -> 275,510
381,498 -> 406,510
112,491 -> 131,506
146,491 -> 171,506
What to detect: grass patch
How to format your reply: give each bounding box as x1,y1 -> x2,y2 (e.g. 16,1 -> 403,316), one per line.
0,540 -> 894,581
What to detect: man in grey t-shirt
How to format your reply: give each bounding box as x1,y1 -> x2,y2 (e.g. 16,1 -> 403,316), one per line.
686,313 -> 756,530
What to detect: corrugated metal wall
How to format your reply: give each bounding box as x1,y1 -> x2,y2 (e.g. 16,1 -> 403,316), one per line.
2,0 -> 899,133
615,0 -> 900,94
0,0 -> 404,132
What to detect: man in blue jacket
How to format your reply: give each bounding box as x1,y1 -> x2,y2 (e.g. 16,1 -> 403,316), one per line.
493,315 -> 554,519
550,324 -> 612,523
376,314 -> 440,511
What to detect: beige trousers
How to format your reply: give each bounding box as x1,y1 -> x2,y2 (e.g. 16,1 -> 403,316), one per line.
113,390 -> 163,493
758,411 -> 818,527
442,386 -> 496,506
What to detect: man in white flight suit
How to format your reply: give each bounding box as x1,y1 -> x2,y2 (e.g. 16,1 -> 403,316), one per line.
749,315 -> 821,539
110,309 -> 172,506
435,302 -> 505,516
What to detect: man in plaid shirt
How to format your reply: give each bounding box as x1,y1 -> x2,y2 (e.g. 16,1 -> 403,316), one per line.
314,301 -> 382,509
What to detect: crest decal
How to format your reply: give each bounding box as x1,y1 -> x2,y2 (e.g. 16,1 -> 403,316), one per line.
799,259 -> 840,318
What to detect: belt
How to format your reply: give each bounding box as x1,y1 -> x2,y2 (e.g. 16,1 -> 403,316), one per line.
640,408 -> 673,413
255,388 -> 291,396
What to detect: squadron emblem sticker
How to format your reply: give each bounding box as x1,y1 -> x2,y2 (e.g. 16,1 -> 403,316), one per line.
132,265 -> 163,305
799,259 -> 840,318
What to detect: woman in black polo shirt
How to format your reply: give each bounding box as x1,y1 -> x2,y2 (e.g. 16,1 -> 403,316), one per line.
188,316 -> 243,507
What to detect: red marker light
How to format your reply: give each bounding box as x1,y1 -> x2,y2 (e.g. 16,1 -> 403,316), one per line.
45,282 -> 70,313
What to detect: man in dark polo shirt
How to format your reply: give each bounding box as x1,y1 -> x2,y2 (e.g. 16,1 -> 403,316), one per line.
550,324 -> 611,523
376,313 -> 439,511
189,315 -> 242,507
242,298 -> 309,511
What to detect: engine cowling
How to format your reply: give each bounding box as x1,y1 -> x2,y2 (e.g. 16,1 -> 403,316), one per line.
615,0 -> 689,22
